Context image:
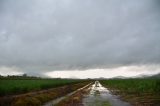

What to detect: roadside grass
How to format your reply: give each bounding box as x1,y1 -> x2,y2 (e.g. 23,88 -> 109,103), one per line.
100,78 -> 160,105
100,79 -> 160,94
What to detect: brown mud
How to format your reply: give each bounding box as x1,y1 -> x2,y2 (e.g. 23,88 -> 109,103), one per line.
54,83 -> 92,106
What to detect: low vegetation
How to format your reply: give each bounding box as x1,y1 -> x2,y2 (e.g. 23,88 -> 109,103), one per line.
101,78 -> 160,94
100,78 -> 160,106
0,77 -> 91,106
0,78 -> 83,96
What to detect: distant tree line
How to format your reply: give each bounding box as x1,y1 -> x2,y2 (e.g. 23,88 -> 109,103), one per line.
0,73 -> 42,79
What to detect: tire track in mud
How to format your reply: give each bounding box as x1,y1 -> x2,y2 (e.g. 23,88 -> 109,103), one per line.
44,82 -> 92,106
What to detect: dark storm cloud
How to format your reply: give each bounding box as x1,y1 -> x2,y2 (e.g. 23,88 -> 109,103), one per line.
0,0 -> 160,73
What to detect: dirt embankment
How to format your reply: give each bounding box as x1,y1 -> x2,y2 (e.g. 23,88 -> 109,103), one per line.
55,83 -> 92,106
0,81 -> 91,106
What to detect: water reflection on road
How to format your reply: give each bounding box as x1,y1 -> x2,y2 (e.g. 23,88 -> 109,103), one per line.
82,81 -> 131,106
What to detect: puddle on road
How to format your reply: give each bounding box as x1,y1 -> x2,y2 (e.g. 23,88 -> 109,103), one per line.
82,81 -> 131,106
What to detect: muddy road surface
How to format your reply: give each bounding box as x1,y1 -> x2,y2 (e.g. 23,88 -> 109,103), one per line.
45,81 -> 131,106
82,81 -> 131,106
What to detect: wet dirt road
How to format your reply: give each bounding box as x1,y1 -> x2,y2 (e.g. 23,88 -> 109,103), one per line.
82,81 -> 131,106
44,81 -> 131,106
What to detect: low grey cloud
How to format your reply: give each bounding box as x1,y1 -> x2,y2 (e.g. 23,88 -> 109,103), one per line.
0,0 -> 160,75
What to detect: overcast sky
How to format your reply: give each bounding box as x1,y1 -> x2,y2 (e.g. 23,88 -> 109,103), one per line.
0,0 -> 160,78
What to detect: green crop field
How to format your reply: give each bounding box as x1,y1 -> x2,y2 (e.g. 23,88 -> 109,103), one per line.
100,79 -> 160,94
100,78 -> 160,105
0,78 -> 82,96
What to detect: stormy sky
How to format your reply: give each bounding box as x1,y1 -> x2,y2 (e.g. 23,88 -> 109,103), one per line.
0,0 -> 160,78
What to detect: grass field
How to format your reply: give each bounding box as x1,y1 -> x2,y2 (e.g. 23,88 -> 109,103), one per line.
100,78 -> 160,105
100,78 -> 160,94
0,78 -> 82,96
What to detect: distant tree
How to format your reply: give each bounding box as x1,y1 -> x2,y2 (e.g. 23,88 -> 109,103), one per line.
22,73 -> 27,77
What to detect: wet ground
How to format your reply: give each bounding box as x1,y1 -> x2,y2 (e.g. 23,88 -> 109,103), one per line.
44,81 -> 131,106
44,83 -> 92,106
82,81 -> 131,106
